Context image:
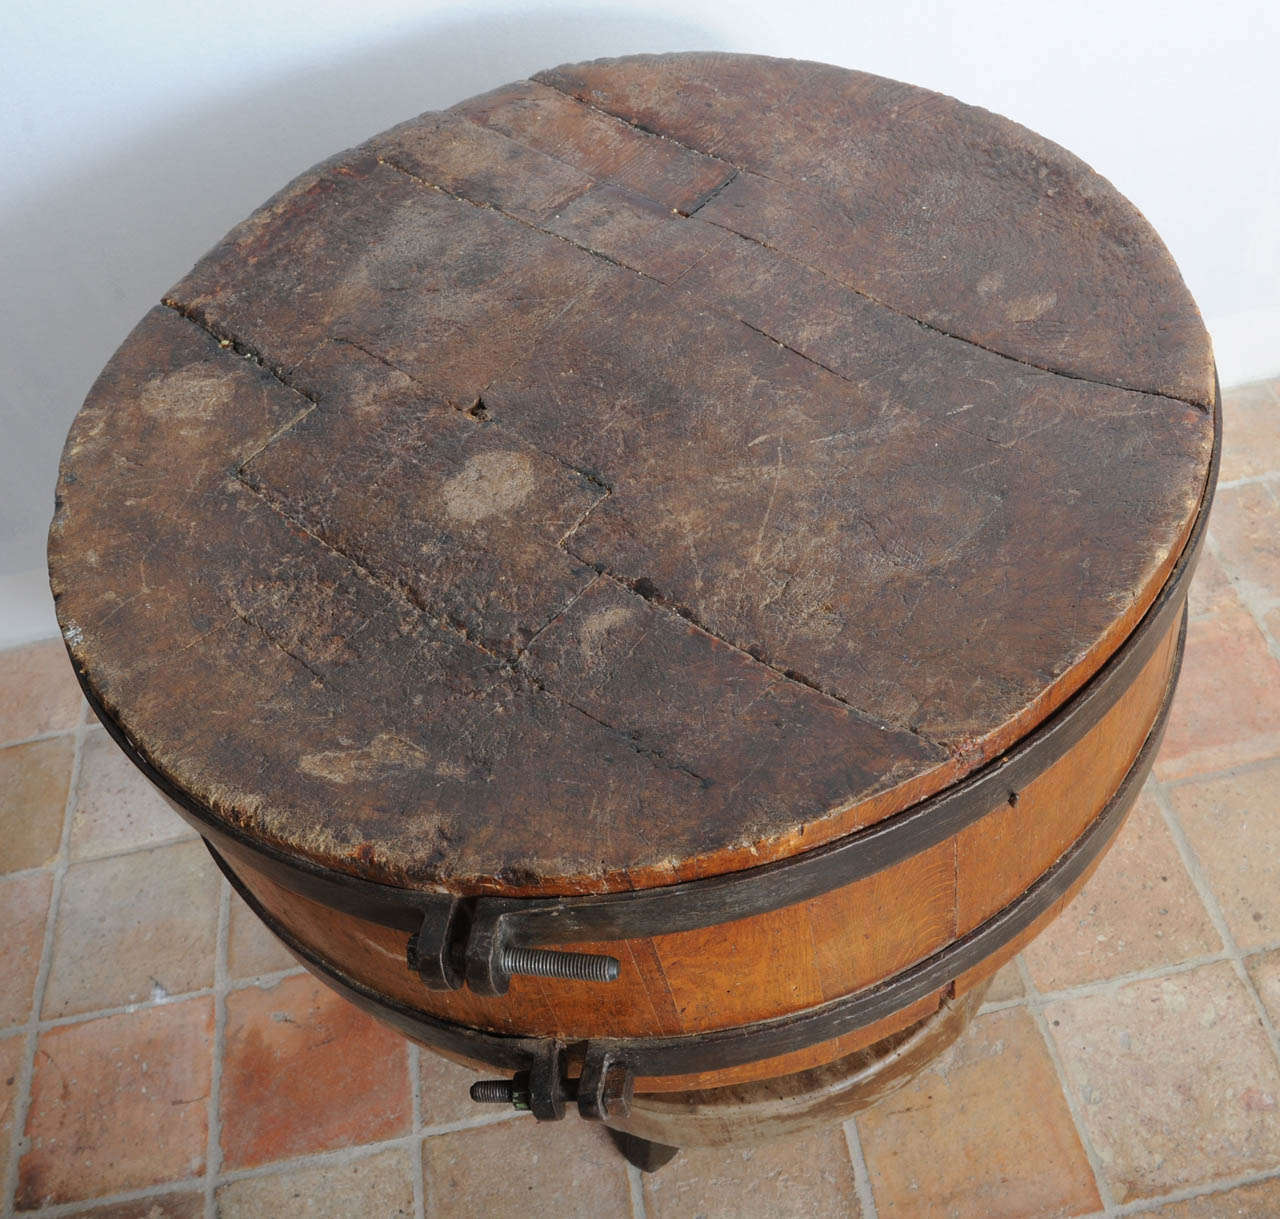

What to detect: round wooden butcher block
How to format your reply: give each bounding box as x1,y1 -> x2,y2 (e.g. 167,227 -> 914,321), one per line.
49,53 -> 1216,1099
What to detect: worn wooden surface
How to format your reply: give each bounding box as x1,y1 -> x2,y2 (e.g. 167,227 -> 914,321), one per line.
608,983 -> 990,1145
48,52 -> 1215,896
225,609 -> 1178,1090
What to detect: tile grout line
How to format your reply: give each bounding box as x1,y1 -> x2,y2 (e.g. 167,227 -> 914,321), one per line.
8,1033 -> 522,1214
1204,530 -> 1280,666
1160,751 -> 1280,792
62,826 -> 202,870
0,725 -> 79,753
2,699 -> 87,1214
1110,1162 -> 1280,1215
408,1042 -> 425,1219
1151,778 -> 1249,965
6,919 -> 1268,1046
204,880 -> 231,1219
24,1130 -> 462,1218
1215,470 -> 1280,491
0,965 -> 308,1040
1023,948 -> 1235,1006
19,1175 -> 206,1218
977,993 -> 1029,1015
1150,780 -> 1280,1074
213,1115 -> 524,1188
843,1117 -> 880,1219
1016,955 -> 1119,1216
626,1161 -> 648,1219
418,1109 -> 526,1140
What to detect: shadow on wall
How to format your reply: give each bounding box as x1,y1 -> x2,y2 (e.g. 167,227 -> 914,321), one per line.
0,7 -> 719,574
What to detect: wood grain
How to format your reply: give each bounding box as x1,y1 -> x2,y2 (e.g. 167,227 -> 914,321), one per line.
220,606 -> 1180,1089
49,55 -> 1214,896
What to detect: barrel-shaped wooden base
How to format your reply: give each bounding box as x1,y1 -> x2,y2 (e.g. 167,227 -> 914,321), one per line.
209,608 -> 1181,1093
605,979 -> 991,1149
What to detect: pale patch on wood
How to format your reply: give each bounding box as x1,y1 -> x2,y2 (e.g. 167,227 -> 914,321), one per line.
578,602 -> 642,668
138,365 -> 236,421
440,450 -> 537,522
300,732 -> 431,784
1007,292 -> 1058,323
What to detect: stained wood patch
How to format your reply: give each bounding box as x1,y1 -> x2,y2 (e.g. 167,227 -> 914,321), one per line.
49,53 -> 1214,895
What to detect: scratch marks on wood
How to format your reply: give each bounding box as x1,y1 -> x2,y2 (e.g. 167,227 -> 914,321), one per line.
50,55 -> 1215,890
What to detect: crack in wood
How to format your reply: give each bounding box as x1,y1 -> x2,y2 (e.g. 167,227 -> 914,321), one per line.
683,168 -> 740,217
696,216 -> 1213,415
162,297 -> 316,409
234,469 -> 508,661
531,74 -> 1210,414
161,299 -> 322,473
231,608 -> 327,686
510,656 -> 713,788
373,153 -> 650,285
557,477 -> 612,549
491,76 -> 739,176
571,558 -> 949,756
224,423 -> 712,787
327,335 -> 435,393
222,474 -> 712,788
161,298 -> 948,757
372,148 -> 1206,418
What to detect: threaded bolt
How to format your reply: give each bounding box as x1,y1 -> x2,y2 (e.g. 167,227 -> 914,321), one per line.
469,1080 -> 513,1103
470,1079 -> 531,1109
499,946 -> 620,982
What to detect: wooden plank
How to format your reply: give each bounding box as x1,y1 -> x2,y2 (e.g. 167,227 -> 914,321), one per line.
535,53 -> 1215,405
51,54 -> 1215,898
453,78 -> 734,213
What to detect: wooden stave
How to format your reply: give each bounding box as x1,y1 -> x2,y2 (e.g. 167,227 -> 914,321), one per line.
42,54 -> 1218,896
203,600 -> 1185,1093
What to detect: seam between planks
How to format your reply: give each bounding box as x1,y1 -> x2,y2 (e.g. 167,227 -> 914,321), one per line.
527,73 -> 1210,414
371,146 -> 1211,422
156,297 -> 947,757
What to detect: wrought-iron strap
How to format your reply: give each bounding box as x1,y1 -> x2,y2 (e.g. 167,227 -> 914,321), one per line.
204,609 -> 1182,1103
80,388 -> 1219,994
93,471 -> 1208,992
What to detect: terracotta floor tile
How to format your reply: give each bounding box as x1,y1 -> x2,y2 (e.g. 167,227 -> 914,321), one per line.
0,640 -> 83,745
1186,550 -> 1238,620
69,728 -> 195,861
1154,609 -> 1280,780
226,890 -> 297,979
1244,947 -> 1280,1026
419,1046 -> 488,1129
1141,1176 -> 1280,1216
16,998 -> 213,1208
1211,483 -> 1280,609
855,1006 -> 1099,1218
643,1124 -> 862,1218
982,958 -> 1025,1004
1045,961 -> 1280,1203
0,736 -> 74,873
1167,760 -> 1280,949
220,973 -> 410,1170
1,868 -> 53,1026
58,1192 -> 205,1218
421,1117 -> 630,1217
1219,378 -> 1280,483
1023,792 -> 1219,991
215,1145 -> 415,1217
43,840 -> 220,1018
1,1033 -> 25,1202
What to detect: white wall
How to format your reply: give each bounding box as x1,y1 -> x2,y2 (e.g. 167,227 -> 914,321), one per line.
3,0 -> 1278,643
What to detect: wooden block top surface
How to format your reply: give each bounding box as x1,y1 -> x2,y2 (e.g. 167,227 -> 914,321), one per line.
48,53 -> 1215,895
